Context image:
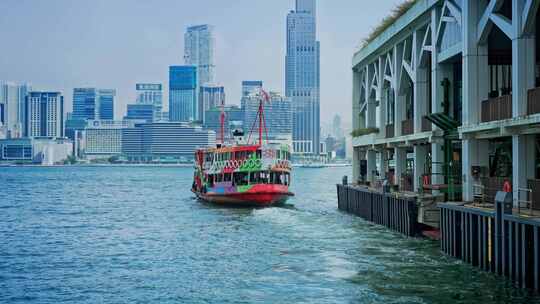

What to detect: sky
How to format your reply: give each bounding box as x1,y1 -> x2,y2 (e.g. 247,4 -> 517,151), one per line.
0,0 -> 402,127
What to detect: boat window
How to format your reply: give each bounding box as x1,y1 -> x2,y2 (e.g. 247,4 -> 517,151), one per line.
270,172 -> 281,185
260,171 -> 269,184
224,173 -> 232,182
249,172 -> 259,184
216,174 -> 223,183
233,172 -> 249,186
256,150 -> 262,159
208,175 -> 214,187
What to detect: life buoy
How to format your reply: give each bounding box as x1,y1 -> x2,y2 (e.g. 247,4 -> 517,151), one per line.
503,180 -> 512,193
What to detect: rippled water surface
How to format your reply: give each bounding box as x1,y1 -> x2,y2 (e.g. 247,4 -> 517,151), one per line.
1,166 -> 540,303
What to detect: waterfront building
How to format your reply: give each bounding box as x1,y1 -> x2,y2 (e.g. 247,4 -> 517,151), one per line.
0,137 -> 72,165
124,104 -> 154,123
242,91 -> 293,145
0,82 -> 32,138
350,0 -> 540,203
84,120 -> 133,159
286,0 -> 320,155
25,91 -> 64,138
121,122 -> 215,163
203,105 -> 244,139
199,84 -> 225,124
72,88 -> 116,121
169,66 -> 198,122
242,81 -> 263,97
184,25 -> 215,88
136,83 -> 163,121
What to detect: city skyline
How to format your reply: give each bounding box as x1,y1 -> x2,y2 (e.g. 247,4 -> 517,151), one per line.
0,0 -> 402,126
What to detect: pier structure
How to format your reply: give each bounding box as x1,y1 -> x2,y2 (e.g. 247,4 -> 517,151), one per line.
349,0 -> 540,290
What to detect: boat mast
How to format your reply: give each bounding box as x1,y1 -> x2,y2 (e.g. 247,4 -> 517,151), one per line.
247,89 -> 270,146
219,94 -> 226,145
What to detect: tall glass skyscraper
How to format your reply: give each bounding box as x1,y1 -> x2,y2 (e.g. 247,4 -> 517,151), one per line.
184,25 -> 215,122
98,89 -> 115,120
0,82 -> 32,138
242,91 -> 292,142
169,66 -> 197,122
25,91 -> 64,138
286,0 -> 320,155
199,84 -> 225,124
136,83 -> 163,121
184,25 -> 215,89
72,88 -> 115,121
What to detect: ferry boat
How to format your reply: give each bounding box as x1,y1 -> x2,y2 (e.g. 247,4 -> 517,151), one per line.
191,90 -> 294,207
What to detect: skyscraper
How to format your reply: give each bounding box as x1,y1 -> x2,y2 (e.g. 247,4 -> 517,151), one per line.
98,89 -> 116,120
286,0 -> 320,155
199,84 -> 225,124
169,66 -> 198,122
72,88 -> 116,121
25,91 -> 64,138
184,25 -> 215,88
242,91 -> 292,143
0,82 -> 32,138
136,83 -> 163,121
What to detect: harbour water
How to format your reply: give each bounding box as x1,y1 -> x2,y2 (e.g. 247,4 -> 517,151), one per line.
1,166 -> 539,303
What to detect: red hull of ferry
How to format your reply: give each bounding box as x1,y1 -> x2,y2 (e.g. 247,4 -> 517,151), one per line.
194,185 -> 294,207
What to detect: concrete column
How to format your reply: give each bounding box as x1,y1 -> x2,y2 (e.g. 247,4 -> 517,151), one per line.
414,67 -> 428,133
394,43 -> 404,136
395,147 -> 407,188
512,134 -> 536,207
365,61 -> 377,128
352,69 -> 362,130
352,147 -> 360,183
512,0 -> 536,117
366,149 -> 377,183
395,94 -> 406,136
414,29 -> 428,133
462,138 -> 489,202
378,149 -> 388,180
431,7 -> 443,117
414,145 -> 428,192
462,0 -> 489,126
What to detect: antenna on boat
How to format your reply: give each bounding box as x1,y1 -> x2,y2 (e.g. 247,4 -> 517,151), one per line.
247,88 -> 270,146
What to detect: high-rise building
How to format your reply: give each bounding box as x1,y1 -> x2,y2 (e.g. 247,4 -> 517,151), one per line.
242,81 -> 263,97
286,0 -> 320,155
84,120 -> 133,159
184,25 -> 215,88
169,66 -> 198,122
0,82 -> 32,138
203,105 -> 244,139
136,83 -> 163,121
124,104 -> 155,122
72,88 -> 116,121
122,122 -> 216,162
25,91 -> 64,138
199,84 -> 225,123
242,91 -> 292,144
98,89 -> 116,120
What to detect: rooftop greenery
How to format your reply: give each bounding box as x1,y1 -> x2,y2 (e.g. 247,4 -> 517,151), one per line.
361,0 -> 418,48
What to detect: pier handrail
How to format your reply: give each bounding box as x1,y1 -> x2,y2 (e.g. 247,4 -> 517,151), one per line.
473,184 -> 486,205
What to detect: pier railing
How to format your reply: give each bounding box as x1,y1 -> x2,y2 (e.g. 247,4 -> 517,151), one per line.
337,184 -> 418,236
439,201 -> 540,291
